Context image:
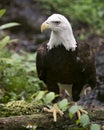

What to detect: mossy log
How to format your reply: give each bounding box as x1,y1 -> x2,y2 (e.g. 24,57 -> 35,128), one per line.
0,107 -> 103,130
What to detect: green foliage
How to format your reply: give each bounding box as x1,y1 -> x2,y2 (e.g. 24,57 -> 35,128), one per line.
37,0 -> 104,34
43,92 -> 56,104
0,9 -> 44,102
32,91 -> 55,105
69,105 -> 88,127
0,22 -> 20,30
34,91 -> 47,101
69,105 -> 82,115
58,99 -> 69,111
0,9 -> 6,17
68,104 -> 101,129
0,52 -> 45,102
80,114 -> 90,127
32,91 -> 69,111
0,36 -> 15,50
90,124 -> 100,130
0,9 -> 20,30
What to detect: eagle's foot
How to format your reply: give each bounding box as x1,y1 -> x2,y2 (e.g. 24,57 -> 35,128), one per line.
43,103 -> 64,122
77,108 -> 88,119
74,102 -> 88,119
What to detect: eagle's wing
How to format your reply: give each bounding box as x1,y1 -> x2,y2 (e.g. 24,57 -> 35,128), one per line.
78,42 -> 96,88
36,43 -> 47,83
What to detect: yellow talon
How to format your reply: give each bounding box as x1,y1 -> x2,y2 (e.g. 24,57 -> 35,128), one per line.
43,103 -> 64,122
79,108 -> 88,115
77,110 -> 81,120
72,102 -> 88,119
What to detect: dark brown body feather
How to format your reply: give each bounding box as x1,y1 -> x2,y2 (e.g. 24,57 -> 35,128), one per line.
36,42 -> 96,101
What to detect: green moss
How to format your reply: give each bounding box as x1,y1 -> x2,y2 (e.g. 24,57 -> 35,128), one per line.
0,100 -> 41,117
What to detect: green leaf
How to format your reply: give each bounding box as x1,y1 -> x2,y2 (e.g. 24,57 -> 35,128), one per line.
69,112 -> 73,119
0,36 -> 10,49
76,119 -> 80,125
0,22 -> 20,30
35,91 -> 46,101
0,9 -> 6,17
44,92 -> 56,104
58,99 -> 69,111
69,105 -> 81,114
80,114 -> 90,127
90,124 -> 100,130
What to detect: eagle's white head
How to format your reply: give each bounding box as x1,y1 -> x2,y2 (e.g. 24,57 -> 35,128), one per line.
41,14 -> 77,51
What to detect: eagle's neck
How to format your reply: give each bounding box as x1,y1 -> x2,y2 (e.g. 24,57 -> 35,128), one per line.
47,29 -> 77,51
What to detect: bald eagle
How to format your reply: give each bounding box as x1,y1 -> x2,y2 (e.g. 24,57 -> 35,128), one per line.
36,14 -> 96,121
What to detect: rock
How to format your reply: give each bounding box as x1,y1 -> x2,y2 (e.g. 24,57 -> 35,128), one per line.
0,0 -> 49,52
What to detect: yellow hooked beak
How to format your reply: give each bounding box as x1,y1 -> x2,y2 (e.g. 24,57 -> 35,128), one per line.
41,22 -> 50,32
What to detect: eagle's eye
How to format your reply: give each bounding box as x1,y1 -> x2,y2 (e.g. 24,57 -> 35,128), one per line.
52,21 -> 61,24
